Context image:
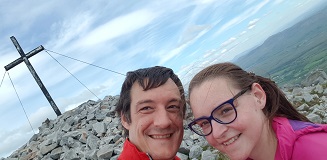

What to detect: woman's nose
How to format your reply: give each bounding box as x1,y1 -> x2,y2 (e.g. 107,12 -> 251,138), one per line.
210,119 -> 228,138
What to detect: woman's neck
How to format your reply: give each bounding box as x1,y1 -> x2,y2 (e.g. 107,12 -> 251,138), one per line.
250,120 -> 277,160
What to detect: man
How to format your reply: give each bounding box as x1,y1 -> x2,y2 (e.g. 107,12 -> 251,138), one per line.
115,66 -> 186,160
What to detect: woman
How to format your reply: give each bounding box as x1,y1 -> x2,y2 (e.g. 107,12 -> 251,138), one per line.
187,62 -> 327,160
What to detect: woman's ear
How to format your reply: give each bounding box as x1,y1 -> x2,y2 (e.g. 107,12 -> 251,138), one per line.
121,113 -> 130,130
251,83 -> 266,109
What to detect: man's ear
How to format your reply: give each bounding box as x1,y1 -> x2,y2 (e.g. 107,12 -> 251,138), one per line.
121,113 -> 130,130
251,83 -> 266,109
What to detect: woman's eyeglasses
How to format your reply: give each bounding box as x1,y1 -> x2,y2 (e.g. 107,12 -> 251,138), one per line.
188,87 -> 250,136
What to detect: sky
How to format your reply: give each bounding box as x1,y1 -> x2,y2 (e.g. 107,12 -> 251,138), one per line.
0,0 -> 326,157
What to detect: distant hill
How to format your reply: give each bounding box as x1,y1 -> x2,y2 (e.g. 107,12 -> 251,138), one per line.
234,6 -> 327,86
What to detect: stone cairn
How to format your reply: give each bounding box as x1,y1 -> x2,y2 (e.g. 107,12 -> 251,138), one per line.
2,71 -> 327,160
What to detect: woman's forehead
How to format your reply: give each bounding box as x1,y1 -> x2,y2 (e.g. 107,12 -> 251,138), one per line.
192,78 -> 236,96
189,78 -> 236,114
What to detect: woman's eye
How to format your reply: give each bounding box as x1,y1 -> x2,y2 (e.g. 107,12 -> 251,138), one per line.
200,121 -> 210,128
222,108 -> 232,114
216,104 -> 234,116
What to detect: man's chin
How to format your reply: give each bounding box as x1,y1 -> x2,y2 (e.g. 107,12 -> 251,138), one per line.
145,134 -> 182,158
148,151 -> 176,160
147,143 -> 178,158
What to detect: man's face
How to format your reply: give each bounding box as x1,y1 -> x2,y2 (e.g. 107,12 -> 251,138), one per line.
121,78 -> 184,159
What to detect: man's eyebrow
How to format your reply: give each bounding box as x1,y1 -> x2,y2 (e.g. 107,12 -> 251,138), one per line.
136,98 -> 182,105
169,98 -> 182,103
136,99 -> 154,105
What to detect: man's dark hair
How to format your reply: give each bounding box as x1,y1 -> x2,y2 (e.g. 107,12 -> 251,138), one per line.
115,66 -> 186,137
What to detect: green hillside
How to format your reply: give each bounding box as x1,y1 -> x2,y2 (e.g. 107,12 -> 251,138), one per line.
234,6 -> 327,86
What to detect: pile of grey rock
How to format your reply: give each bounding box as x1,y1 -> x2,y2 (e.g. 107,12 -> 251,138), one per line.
280,69 -> 327,124
2,71 -> 327,160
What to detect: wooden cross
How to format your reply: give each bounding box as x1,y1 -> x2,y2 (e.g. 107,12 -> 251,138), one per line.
4,36 -> 62,116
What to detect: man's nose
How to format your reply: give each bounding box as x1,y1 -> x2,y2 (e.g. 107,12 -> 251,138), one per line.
153,109 -> 172,128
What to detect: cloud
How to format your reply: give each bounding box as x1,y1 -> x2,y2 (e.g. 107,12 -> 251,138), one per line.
240,31 -> 247,36
57,76 -> 122,112
0,130 -> 34,158
177,60 -> 208,87
64,102 -> 82,112
178,25 -> 212,46
158,43 -> 188,65
248,25 -> 255,30
29,107 -> 57,126
0,106 -> 55,158
0,50 -> 29,82
248,18 -> 259,29
214,16 -> 245,37
221,37 -> 237,47
221,48 -> 228,54
272,0 -> 284,5
203,49 -> 217,58
0,67 -> 41,113
0,1 -> 57,34
213,0 -> 269,37
249,0 -> 269,15
194,0 -> 216,5
47,12 -> 94,51
158,25 -> 210,65
77,9 -> 158,47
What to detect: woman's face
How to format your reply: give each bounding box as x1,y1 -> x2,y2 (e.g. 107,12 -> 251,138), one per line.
189,77 -> 269,160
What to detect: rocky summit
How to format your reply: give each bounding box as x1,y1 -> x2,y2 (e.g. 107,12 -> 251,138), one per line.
2,71 -> 327,160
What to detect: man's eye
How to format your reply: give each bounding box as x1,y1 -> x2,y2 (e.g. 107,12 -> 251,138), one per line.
140,106 -> 152,111
167,105 -> 181,113
168,105 -> 180,110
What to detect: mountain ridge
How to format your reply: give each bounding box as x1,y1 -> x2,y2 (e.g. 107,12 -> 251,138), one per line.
234,5 -> 327,86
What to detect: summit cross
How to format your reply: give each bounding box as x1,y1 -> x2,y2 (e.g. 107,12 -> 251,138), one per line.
4,36 -> 62,116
